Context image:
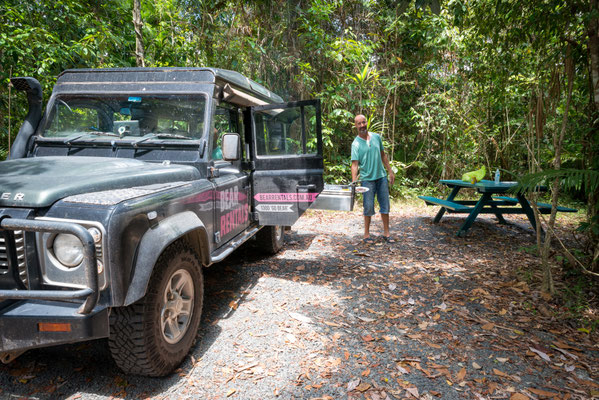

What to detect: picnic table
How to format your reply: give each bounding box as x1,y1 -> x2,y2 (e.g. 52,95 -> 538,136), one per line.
419,179 -> 577,237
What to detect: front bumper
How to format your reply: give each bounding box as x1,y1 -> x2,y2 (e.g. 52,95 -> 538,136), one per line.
0,215 -> 103,359
0,216 -> 99,314
0,300 -> 109,361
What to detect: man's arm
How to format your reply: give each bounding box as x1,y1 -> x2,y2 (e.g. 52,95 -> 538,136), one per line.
380,150 -> 395,186
351,160 -> 360,183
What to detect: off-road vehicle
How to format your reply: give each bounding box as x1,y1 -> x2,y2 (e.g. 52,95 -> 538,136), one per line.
0,68 -> 326,376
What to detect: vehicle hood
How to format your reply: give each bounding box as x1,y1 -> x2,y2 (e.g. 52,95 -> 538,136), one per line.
0,156 -> 201,208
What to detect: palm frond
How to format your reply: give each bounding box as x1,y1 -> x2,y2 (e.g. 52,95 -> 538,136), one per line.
509,168 -> 599,197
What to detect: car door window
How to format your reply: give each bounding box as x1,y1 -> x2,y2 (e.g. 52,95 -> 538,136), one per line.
212,106 -> 238,161
254,105 -> 317,156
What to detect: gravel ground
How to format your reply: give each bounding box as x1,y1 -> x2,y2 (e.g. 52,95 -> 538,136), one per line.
0,205 -> 597,399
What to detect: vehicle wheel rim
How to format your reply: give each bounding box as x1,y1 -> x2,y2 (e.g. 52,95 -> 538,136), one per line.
160,269 -> 194,344
275,226 -> 283,242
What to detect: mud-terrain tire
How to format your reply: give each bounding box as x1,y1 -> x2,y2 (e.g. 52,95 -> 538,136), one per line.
108,242 -> 204,377
254,225 -> 284,255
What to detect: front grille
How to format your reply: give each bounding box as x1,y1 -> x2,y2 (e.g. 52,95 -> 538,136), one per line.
0,231 -> 29,287
14,231 -> 28,286
95,242 -> 103,261
0,235 -> 8,273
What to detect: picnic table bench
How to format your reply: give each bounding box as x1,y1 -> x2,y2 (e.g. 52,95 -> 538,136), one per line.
419,179 -> 577,237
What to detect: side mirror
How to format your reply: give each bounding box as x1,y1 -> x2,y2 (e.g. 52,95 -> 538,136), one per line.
222,133 -> 241,161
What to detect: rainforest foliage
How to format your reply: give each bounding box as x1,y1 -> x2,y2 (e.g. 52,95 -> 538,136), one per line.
1,0 -> 598,272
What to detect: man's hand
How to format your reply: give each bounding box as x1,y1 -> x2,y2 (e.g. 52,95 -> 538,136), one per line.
380,151 -> 395,186
389,171 -> 395,186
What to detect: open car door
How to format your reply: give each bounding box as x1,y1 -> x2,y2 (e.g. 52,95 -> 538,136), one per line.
249,100 -> 324,226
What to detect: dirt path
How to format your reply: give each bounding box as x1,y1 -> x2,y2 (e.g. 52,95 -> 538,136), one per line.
0,206 -> 597,399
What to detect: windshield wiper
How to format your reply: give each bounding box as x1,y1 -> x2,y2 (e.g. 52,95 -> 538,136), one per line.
132,133 -> 193,148
63,134 -> 86,145
61,131 -> 120,145
82,131 -> 120,138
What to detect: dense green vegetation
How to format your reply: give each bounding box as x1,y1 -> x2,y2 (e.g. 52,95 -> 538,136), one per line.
1,0 -> 598,278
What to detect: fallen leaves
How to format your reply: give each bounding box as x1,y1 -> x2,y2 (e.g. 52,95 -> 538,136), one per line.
456,367 -> 467,381
231,214 -> 597,399
347,378 -> 360,391
362,334 -> 375,342
14,211 -> 596,400
493,369 -> 511,379
510,393 -> 529,400
289,311 -> 313,324
481,322 -> 495,330
527,387 -> 559,398
553,340 -> 581,351
357,315 -> 376,323
424,340 -> 442,349
528,346 -> 551,362
405,386 -> 419,398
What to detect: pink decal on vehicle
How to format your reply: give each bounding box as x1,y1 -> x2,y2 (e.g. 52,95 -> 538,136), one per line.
220,203 -> 249,236
254,193 -> 319,202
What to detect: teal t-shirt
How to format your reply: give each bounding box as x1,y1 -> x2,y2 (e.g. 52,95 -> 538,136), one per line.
211,146 -> 222,160
351,132 -> 386,181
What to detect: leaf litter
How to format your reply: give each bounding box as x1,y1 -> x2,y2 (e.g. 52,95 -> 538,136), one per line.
0,207 -> 597,399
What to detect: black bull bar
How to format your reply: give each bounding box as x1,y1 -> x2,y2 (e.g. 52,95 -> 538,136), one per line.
0,217 -> 99,314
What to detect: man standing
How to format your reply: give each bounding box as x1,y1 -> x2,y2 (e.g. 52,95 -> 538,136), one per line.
351,114 -> 395,243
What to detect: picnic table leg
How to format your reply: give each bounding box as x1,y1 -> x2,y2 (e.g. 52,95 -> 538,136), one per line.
433,186 -> 460,223
457,192 -> 491,237
516,193 -> 544,234
490,203 -> 507,224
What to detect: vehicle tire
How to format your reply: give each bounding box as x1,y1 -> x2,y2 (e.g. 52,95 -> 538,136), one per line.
108,241 -> 204,377
254,225 -> 284,255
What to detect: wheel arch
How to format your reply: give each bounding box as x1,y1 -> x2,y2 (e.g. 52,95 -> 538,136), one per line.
123,211 -> 209,306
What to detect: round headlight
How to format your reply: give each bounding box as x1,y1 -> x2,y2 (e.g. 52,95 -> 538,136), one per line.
53,234 -> 84,267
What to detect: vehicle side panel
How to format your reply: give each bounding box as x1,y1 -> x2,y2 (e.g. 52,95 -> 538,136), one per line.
211,173 -> 250,245
48,178 -> 215,307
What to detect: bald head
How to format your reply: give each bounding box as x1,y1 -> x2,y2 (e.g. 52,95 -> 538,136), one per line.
354,114 -> 368,137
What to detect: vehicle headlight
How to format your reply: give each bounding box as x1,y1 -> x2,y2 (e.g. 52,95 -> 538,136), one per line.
53,234 -> 84,267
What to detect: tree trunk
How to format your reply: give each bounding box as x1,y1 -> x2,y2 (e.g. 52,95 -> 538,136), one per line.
587,0 -> 599,270
540,43 -> 574,294
133,0 -> 145,67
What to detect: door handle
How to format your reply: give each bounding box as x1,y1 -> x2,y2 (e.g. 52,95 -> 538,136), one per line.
297,184 -> 317,191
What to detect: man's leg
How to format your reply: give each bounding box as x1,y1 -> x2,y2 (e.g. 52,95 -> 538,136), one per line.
377,177 -> 391,237
362,180 -> 376,239
381,213 -> 390,237
364,215 -> 372,238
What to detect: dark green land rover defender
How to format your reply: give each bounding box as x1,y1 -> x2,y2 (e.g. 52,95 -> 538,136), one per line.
0,68 -> 324,376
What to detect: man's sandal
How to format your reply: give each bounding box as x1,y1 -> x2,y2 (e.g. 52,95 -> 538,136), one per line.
382,236 -> 396,243
363,237 -> 375,244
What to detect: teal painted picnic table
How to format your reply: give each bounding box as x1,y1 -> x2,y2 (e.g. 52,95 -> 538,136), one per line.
419,179 -> 577,237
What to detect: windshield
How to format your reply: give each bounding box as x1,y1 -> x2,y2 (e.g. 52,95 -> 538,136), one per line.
41,94 -> 207,141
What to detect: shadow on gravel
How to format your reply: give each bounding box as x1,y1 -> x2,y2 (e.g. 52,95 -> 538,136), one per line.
0,234 -> 321,400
